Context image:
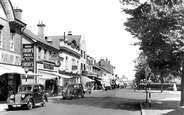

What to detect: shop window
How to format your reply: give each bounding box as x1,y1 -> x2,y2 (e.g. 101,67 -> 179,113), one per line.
10,30 -> 15,51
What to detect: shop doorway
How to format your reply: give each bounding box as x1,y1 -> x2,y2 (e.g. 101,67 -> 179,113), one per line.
0,74 -> 21,101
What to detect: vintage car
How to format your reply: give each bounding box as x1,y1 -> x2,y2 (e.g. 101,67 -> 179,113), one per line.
7,83 -> 48,110
62,83 -> 85,99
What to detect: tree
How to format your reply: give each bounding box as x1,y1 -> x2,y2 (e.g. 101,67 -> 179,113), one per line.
121,0 -> 184,106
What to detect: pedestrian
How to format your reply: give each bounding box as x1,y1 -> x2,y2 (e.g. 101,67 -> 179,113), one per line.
173,82 -> 177,92
133,83 -> 137,92
65,83 -> 70,96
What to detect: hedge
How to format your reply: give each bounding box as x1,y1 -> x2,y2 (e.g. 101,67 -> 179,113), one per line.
138,83 -> 181,91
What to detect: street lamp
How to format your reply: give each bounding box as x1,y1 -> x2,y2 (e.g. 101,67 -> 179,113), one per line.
25,69 -> 29,84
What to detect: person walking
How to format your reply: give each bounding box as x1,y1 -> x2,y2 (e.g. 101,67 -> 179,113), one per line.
133,83 -> 137,92
173,82 -> 177,92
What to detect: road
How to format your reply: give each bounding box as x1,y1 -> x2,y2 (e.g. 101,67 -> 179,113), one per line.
0,88 -> 145,115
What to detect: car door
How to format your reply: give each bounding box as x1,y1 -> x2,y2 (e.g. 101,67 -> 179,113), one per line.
33,85 -> 39,103
79,84 -> 83,94
38,85 -> 43,102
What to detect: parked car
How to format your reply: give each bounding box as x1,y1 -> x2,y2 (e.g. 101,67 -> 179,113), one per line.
62,83 -> 85,99
7,83 -> 48,110
119,82 -> 125,89
84,87 -> 92,94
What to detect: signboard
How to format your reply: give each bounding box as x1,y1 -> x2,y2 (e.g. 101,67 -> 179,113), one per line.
22,44 -> 34,72
0,50 -> 21,65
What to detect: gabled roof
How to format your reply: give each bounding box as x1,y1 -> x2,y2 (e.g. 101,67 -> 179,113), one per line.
23,29 -> 59,50
47,35 -> 81,48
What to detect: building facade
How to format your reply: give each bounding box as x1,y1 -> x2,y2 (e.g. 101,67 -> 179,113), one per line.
47,31 -> 81,86
22,22 -> 61,96
0,0 -> 26,100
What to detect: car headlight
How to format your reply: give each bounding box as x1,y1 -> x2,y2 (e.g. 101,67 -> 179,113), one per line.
21,94 -> 25,98
10,94 -> 15,99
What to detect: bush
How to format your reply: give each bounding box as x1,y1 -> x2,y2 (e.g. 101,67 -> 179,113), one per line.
138,83 -> 181,91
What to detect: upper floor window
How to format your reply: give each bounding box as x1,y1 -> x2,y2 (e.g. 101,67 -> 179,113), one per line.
72,59 -> 76,65
10,30 -> 15,51
38,47 -> 41,60
49,51 -> 52,61
44,49 -> 47,60
0,28 -> 3,48
81,50 -> 83,57
65,56 -> 68,70
84,51 -> 85,59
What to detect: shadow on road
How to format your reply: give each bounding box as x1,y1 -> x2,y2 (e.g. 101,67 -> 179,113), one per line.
163,108 -> 184,115
50,96 -> 142,111
142,100 -> 180,110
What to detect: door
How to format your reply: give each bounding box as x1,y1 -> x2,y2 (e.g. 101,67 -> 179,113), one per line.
33,85 -> 39,103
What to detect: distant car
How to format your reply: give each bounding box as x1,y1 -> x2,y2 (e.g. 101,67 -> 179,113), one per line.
119,82 -> 125,89
7,83 -> 48,110
62,83 -> 85,99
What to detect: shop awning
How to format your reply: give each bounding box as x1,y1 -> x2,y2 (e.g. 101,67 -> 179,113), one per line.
0,64 -> 25,75
39,71 -> 58,80
39,71 -> 73,79
26,72 -> 42,76
81,76 -> 95,84
52,72 -> 73,78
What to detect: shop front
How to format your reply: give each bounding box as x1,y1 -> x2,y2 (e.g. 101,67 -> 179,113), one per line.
37,61 -> 61,96
0,64 -> 24,101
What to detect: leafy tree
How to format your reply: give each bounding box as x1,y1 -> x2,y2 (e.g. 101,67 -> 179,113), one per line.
121,0 -> 184,105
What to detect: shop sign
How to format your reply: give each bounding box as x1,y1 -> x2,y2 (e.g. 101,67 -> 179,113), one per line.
43,62 -> 54,70
22,44 -> 34,72
0,50 -> 21,65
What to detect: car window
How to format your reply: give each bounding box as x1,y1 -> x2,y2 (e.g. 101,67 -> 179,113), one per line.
39,85 -> 43,92
19,85 -> 32,92
33,85 -> 39,92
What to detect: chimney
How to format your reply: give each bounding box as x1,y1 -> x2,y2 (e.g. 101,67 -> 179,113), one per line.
37,20 -> 45,40
14,8 -> 22,21
68,31 -> 72,36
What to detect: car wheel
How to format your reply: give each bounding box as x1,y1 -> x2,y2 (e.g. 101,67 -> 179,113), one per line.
42,96 -> 46,106
81,92 -> 84,98
27,99 -> 33,110
63,97 -> 66,100
8,105 -> 13,110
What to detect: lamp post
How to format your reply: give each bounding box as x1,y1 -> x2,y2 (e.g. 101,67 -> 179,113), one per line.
25,69 -> 29,84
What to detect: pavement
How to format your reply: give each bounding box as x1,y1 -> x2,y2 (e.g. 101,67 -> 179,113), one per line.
0,89 -> 103,113
138,90 -> 181,115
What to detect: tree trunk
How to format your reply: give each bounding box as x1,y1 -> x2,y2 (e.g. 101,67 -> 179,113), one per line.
180,66 -> 184,106
160,72 -> 164,93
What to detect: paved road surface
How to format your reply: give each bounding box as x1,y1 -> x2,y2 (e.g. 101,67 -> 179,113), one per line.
0,88 -> 144,115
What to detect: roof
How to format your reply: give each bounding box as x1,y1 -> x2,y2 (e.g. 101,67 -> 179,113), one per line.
23,29 -> 59,50
47,35 -> 81,47
100,66 -> 112,74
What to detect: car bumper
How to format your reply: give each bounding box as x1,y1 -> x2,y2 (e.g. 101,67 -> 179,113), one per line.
7,100 -> 27,107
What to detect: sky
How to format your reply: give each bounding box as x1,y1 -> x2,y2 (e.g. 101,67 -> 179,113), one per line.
11,0 -> 139,80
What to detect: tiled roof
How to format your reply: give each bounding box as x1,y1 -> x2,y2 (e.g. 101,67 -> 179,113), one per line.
46,35 -> 81,48
23,29 -> 59,50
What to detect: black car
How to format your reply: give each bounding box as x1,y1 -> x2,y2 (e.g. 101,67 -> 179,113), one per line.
62,83 -> 85,99
7,83 -> 48,110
